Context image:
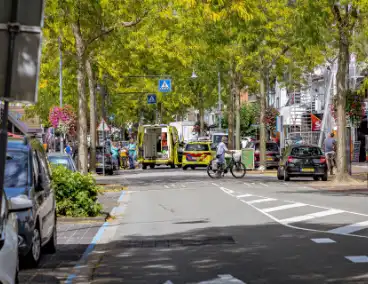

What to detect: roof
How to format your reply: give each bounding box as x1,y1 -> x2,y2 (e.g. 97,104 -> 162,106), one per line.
47,153 -> 71,157
7,138 -> 29,151
187,140 -> 212,144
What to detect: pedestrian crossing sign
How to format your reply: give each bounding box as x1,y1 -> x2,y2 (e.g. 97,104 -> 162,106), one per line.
158,79 -> 171,92
147,94 -> 157,104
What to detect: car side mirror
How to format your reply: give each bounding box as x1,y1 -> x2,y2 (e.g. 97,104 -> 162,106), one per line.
8,195 -> 33,213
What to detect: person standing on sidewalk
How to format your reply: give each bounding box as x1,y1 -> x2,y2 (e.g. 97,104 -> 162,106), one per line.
324,132 -> 337,175
128,138 -> 137,169
111,142 -> 120,169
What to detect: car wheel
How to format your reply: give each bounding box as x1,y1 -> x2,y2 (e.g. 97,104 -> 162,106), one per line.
277,167 -> 284,180
25,226 -> 42,267
108,169 -> 114,175
177,164 -> 182,168
313,176 -> 320,181
142,164 -> 147,170
150,164 -> 155,169
191,166 -> 196,170
44,218 -> 57,254
170,164 -> 175,169
183,166 -> 188,170
284,169 -> 290,181
322,172 -> 328,181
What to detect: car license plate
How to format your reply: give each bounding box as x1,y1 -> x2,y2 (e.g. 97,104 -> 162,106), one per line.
96,163 -> 102,166
301,168 -> 314,172
267,157 -> 273,161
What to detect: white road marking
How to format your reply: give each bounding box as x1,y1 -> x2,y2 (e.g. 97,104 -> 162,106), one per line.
214,184 -> 368,239
181,184 -> 186,188
247,198 -> 276,204
279,209 -> 344,224
311,238 -> 336,244
220,187 -> 234,194
328,220 -> 368,235
243,183 -> 251,187
259,183 -> 269,187
163,281 -> 174,284
263,202 -> 306,213
236,194 -> 253,198
164,185 -> 169,189
345,256 -> 368,263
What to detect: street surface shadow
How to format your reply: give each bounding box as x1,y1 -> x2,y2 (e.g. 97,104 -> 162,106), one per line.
87,222 -> 368,284
278,188 -> 368,197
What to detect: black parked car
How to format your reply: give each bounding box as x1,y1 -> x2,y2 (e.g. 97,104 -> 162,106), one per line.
5,136 -> 57,267
95,146 -> 114,175
277,144 -> 328,181
247,141 -> 280,168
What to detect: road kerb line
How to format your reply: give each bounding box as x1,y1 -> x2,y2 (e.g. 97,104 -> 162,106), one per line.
279,209 -> 344,224
263,203 -> 306,213
328,220 -> 368,235
247,198 -> 276,204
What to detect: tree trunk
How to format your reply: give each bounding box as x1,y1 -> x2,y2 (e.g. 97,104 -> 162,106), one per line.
199,92 -> 204,136
259,71 -> 267,168
235,80 -> 241,150
335,27 -> 350,181
227,76 -> 236,150
85,58 -> 96,173
72,23 -> 88,174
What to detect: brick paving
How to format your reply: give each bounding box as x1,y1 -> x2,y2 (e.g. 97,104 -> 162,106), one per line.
19,191 -> 122,284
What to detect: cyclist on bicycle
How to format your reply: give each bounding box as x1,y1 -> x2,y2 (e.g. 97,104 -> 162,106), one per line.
217,136 -> 231,171
324,132 -> 336,175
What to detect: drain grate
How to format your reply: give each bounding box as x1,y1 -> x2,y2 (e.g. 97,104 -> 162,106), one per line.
119,236 -> 235,248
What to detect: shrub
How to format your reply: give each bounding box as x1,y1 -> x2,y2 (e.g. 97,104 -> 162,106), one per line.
51,166 -> 102,217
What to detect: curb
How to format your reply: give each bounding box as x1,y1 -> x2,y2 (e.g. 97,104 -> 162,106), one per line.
58,215 -> 107,223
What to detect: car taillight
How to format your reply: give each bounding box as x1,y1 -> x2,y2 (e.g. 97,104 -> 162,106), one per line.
266,153 -> 273,156
320,156 -> 326,163
287,156 -> 294,163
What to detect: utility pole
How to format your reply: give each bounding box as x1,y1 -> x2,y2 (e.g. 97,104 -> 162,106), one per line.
59,36 -> 64,153
100,82 -> 107,176
218,71 -> 222,130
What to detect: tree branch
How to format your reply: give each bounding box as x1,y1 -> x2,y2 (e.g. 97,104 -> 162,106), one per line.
87,11 -> 148,46
269,45 -> 290,69
332,4 -> 342,24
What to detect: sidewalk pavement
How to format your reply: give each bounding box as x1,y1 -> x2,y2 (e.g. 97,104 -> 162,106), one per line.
19,190 -> 124,284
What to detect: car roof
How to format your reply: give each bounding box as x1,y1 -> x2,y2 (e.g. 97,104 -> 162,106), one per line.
289,144 -> 321,148
7,137 -> 29,151
187,141 -> 211,144
47,153 -> 71,158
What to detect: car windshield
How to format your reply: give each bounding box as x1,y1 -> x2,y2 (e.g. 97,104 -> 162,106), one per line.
291,147 -> 323,156
213,135 -> 225,145
185,143 -> 209,151
5,151 -> 28,188
48,156 -> 74,171
255,143 -> 279,152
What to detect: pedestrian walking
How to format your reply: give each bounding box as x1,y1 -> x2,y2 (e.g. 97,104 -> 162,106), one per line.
64,142 -> 73,156
324,132 -> 337,175
111,142 -> 120,169
128,138 -> 137,169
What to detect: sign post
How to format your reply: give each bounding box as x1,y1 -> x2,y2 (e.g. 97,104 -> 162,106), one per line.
0,0 -> 44,214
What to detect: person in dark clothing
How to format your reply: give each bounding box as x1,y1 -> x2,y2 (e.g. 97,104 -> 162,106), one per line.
324,132 -> 336,175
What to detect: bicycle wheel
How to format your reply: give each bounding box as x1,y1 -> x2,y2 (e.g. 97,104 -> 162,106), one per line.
207,160 -> 219,178
230,162 -> 246,178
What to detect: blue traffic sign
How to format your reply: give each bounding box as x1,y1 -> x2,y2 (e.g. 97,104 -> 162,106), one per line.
158,79 -> 171,92
147,94 -> 157,104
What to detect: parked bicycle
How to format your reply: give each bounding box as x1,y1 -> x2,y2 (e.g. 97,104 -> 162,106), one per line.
207,151 -> 246,178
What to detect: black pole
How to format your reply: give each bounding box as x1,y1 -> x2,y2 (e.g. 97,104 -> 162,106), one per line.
0,0 -> 19,214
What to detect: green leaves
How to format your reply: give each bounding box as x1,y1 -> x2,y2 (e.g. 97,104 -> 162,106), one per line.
51,165 -> 102,217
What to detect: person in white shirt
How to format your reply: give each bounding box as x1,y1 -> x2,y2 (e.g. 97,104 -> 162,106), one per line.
217,136 -> 230,166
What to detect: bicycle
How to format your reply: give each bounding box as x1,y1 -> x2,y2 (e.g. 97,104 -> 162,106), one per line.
207,151 -> 246,178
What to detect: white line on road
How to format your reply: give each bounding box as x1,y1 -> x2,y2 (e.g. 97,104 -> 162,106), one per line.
236,194 -> 253,198
259,183 -> 269,187
345,256 -> 368,263
328,220 -> 368,235
247,198 -> 276,204
262,203 -> 307,213
243,183 -> 251,187
311,238 -> 336,244
279,209 -> 344,224
164,185 -> 169,189
220,187 -> 234,194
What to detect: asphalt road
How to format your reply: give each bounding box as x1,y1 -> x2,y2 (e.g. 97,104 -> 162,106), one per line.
85,169 -> 368,283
